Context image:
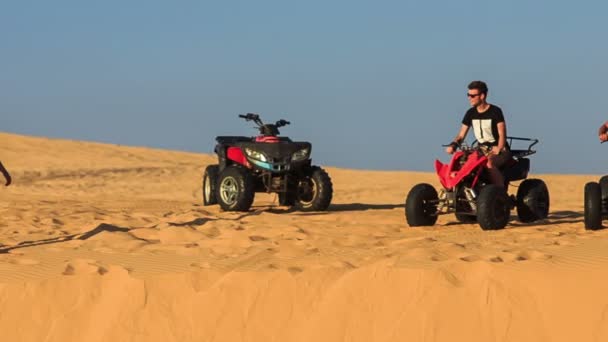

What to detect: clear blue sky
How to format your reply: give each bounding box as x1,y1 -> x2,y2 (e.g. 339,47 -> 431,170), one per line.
1,0 -> 607,173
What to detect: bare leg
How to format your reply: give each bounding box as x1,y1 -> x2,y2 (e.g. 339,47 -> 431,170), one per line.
486,153 -> 508,188
487,165 -> 504,188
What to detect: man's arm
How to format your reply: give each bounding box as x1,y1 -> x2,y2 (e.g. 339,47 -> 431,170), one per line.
0,161 -> 11,186
446,124 -> 469,154
496,122 -> 507,152
453,124 -> 470,145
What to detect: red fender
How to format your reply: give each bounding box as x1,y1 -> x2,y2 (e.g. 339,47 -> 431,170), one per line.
227,147 -> 251,168
435,151 -> 488,190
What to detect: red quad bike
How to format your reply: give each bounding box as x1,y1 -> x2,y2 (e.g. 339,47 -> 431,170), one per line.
202,113 -> 333,212
405,137 -> 550,230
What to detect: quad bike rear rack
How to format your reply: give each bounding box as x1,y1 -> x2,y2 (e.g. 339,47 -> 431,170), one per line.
505,137 -> 539,158
470,136 -> 538,158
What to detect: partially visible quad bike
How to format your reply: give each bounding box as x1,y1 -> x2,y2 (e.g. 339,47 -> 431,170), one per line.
405,137 -> 550,230
202,113 -> 332,212
584,175 -> 608,230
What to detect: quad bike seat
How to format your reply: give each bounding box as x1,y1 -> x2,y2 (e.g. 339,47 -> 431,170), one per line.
215,136 -> 254,145
510,149 -> 536,159
216,136 -> 294,145
255,136 -> 280,143
501,156 -> 530,182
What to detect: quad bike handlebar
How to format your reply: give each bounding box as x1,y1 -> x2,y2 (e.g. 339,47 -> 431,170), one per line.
444,137 -> 539,158
238,113 -> 291,136
275,119 -> 290,127
239,113 -> 263,126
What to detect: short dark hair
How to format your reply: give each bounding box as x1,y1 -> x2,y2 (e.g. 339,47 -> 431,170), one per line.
468,80 -> 488,96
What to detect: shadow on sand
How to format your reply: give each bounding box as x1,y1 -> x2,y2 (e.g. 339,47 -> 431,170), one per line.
0,223 -> 131,254
250,203 -> 403,216
442,210 -> 586,228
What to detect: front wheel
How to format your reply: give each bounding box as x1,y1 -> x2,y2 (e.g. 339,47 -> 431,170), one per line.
516,179 -> 550,223
599,175 -> 608,212
584,182 -> 602,230
477,185 -> 510,230
202,165 -> 219,206
294,166 -> 333,211
405,183 -> 438,227
216,166 -> 255,212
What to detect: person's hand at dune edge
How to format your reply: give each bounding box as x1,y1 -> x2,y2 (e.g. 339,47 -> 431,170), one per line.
0,161 -> 11,186
598,121 -> 608,143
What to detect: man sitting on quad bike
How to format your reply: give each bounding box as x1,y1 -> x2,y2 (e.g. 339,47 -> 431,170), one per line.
0,161 -> 11,186
446,80 -> 511,187
405,81 -> 550,230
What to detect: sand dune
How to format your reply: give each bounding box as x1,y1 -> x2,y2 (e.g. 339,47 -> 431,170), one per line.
1,131 -> 608,341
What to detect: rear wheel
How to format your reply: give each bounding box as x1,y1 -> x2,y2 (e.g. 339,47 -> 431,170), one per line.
599,175 -> 608,212
216,166 -> 255,212
294,166 -> 333,211
584,182 -> 602,230
477,185 -> 510,230
516,179 -> 550,222
202,165 -> 219,206
405,183 -> 438,227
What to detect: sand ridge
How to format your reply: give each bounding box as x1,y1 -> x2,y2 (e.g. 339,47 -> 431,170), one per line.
1,131 -> 608,341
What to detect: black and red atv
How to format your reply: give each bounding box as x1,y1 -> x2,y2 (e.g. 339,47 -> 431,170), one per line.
584,176 -> 608,230
202,113 -> 333,212
405,137 -> 550,230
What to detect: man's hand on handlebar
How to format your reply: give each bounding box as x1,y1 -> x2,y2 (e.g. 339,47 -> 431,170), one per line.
445,141 -> 459,155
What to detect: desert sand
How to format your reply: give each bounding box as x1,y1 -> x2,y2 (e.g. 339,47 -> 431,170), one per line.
1,131 -> 608,342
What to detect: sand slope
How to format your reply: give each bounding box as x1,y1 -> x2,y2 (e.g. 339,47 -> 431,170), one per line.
1,131 -> 608,342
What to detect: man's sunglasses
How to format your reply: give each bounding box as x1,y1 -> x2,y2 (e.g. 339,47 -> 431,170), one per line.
467,93 -> 481,98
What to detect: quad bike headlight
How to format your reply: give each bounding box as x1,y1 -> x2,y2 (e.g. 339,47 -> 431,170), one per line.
244,148 -> 268,162
292,148 -> 310,161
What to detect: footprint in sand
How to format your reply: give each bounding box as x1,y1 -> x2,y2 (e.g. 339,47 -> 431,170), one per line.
515,250 -> 553,261
249,235 -> 268,242
460,255 -> 483,262
190,262 -> 211,269
287,266 -> 304,274
430,254 -> 450,262
489,256 -> 504,263
9,258 -> 40,265
200,226 -> 221,238
493,252 -> 519,262
62,259 -> 108,275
